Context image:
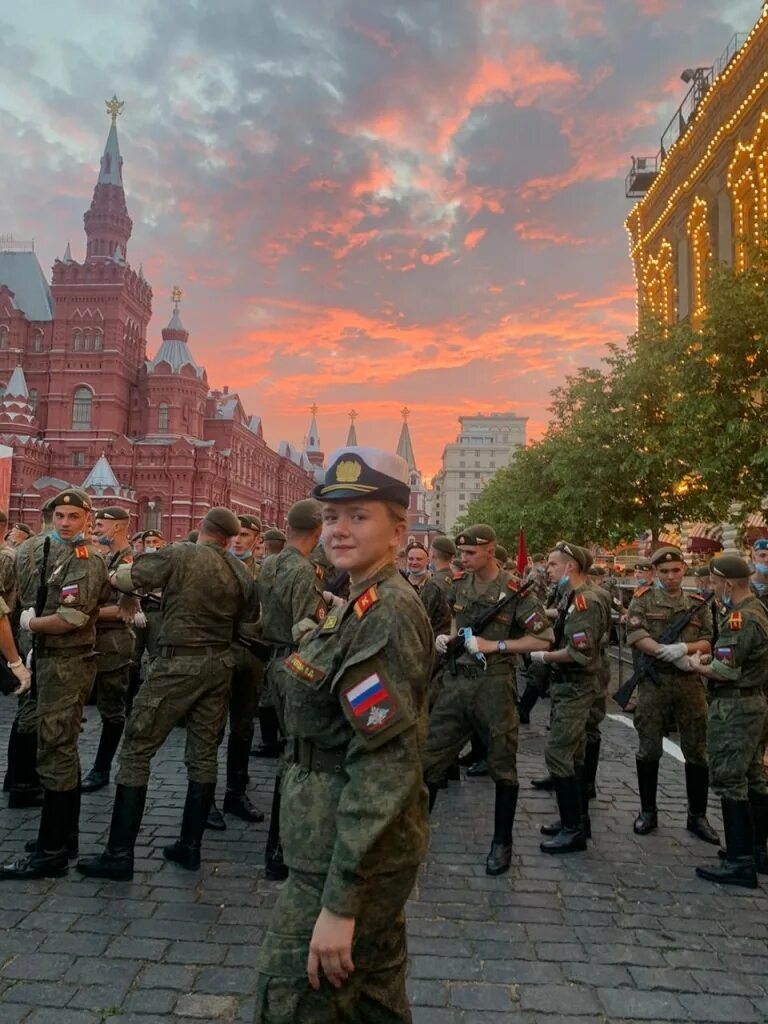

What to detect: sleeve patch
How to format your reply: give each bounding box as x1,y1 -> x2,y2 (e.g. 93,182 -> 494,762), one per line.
629,615 -> 642,626
354,585 -> 379,620
75,544 -> 89,560
342,672 -> 401,734
572,631 -> 591,651
506,577 -> 520,592
285,653 -> 325,686
575,594 -> 588,612
315,600 -> 327,622
715,647 -> 734,665
61,583 -> 80,605
728,612 -> 743,631
525,611 -> 546,633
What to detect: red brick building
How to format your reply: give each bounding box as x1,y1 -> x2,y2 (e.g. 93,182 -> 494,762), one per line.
0,101 -> 313,536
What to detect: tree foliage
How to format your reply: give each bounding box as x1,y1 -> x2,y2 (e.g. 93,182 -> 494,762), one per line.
458,245 -> 768,550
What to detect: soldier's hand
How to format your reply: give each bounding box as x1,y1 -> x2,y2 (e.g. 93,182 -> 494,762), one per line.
133,611 -> 147,628
435,634 -> 450,655
8,658 -> 31,695
19,608 -> 35,632
307,908 -> 355,990
529,650 -> 547,664
655,642 -> 688,663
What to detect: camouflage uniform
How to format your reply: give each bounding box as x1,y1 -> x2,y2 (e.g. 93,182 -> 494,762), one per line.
0,542 -> 17,611
429,566 -> 455,603
254,565 -> 432,1023
408,573 -> 451,637
423,570 -> 553,785
93,546 -> 135,727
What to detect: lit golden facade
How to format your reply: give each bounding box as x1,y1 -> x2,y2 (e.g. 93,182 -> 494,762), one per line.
627,7 -> 768,327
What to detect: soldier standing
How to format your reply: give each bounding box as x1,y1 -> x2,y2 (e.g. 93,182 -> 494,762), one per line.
406,542 -> 450,637
253,447 -> 432,1022
423,524 -> 553,875
76,508 -> 258,881
263,528 -> 287,557
626,546 -> 719,844
257,499 -> 326,880
688,556 -> 768,888
1,490 -> 107,880
429,536 -> 457,600
81,507 -> 135,792
530,542 -> 609,854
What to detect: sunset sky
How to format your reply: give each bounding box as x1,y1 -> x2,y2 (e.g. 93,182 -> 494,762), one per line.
0,0 -> 756,475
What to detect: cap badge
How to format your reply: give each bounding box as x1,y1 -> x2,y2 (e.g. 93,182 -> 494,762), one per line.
336,459 -> 362,484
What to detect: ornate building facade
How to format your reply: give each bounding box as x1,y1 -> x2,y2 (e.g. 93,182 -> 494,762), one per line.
0,99 -> 313,535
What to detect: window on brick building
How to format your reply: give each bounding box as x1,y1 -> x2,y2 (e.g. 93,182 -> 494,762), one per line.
158,402 -> 169,433
94,333 -> 102,351
28,388 -> 37,413
73,451 -> 85,467
143,501 -> 162,531
73,331 -> 82,351
33,331 -> 43,352
0,329 -> 8,350
72,387 -> 92,430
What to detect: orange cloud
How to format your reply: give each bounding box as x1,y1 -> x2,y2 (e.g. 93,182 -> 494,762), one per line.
463,228 -> 486,249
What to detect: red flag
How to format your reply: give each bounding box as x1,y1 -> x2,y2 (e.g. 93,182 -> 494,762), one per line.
515,527 -> 528,576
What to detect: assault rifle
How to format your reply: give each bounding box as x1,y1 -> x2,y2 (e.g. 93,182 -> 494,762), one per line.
445,578 -> 535,675
613,592 -> 714,710
27,536 -> 51,700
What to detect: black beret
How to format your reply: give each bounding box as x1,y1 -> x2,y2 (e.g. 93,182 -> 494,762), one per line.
53,489 -> 92,511
431,536 -> 456,557
142,529 -> 163,541
709,555 -> 751,580
203,507 -> 240,538
287,499 -> 323,531
95,506 -> 129,521
264,528 -> 286,542
238,514 -> 262,533
651,546 -> 685,566
12,523 -> 32,537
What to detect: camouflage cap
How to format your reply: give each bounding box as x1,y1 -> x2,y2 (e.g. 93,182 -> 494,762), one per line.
203,507 -> 240,538
264,528 -> 287,542
95,506 -> 129,521
238,514 -> 262,533
552,540 -> 588,572
495,545 -> 509,564
709,555 -> 751,580
53,489 -> 92,511
456,524 -> 496,547
651,546 -> 685,566
287,498 -> 323,531
430,535 -> 456,557
314,446 -> 410,508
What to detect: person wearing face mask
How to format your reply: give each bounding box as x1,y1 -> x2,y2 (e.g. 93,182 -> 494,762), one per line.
127,530 -> 165,709
625,547 -> 718,845
1,489 -> 107,880
405,542 -> 450,638
750,538 -> 768,608
81,507 -> 135,793
684,556 -> 768,888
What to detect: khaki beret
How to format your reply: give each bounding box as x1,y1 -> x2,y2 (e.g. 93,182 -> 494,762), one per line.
53,489 -> 92,511
95,506 -> 129,521
287,499 -> 323,531
710,555 -> 751,580
693,566 -> 711,579
264,528 -> 286,542
456,524 -> 496,547
238,514 -> 262,533
495,545 -> 509,564
431,536 -> 456,557
203,507 -> 240,538
552,540 -> 588,572
651,546 -> 685,566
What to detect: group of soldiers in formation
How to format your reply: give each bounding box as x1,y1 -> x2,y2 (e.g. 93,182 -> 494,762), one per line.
1,443 -> 767,1020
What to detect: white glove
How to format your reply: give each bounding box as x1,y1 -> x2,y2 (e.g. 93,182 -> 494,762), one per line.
672,655 -> 692,672
463,632 -> 480,655
529,650 -> 547,664
435,634 -> 450,655
133,610 -> 147,628
25,650 -> 33,669
655,642 -> 688,663
19,608 -> 35,632
8,660 -> 31,694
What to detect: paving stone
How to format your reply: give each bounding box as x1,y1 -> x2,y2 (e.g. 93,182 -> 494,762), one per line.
449,983 -> 515,1011
4,980 -> 77,1006
123,987 -> 179,1014
175,992 -> 239,1019
2,953 -> 75,981
598,987 -> 687,1020
520,984 -> 601,1015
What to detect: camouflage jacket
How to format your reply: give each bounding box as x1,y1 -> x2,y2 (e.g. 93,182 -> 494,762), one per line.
408,573 -> 451,637
709,595 -> 768,691
258,544 -> 326,650
16,531 -> 60,608
95,545 -> 135,668
38,540 -> 107,650
116,541 -> 258,648
0,543 -> 17,610
277,563 -> 433,916
626,584 -> 713,678
554,582 -> 611,676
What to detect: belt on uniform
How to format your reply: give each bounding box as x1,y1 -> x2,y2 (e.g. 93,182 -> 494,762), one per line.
711,685 -> 760,698
158,644 -> 230,657
36,645 -> 93,659
269,644 -> 295,660
97,624 -> 129,633
449,662 -> 484,680
292,738 -> 346,775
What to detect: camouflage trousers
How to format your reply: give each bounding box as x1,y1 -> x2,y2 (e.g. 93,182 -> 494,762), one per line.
422,667 -> 518,785
36,651 -> 97,791
254,867 -> 417,1023
708,692 -> 768,801
117,648 -> 235,787
545,671 -> 598,777
227,645 -> 263,745
93,666 -> 130,726
586,655 -> 610,745
634,673 -> 708,765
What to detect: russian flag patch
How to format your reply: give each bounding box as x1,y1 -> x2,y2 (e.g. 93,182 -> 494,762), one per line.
342,672 -> 399,735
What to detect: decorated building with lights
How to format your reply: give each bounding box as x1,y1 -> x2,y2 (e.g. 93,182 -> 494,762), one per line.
0,99 -> 313,534
626,5 -> 768,327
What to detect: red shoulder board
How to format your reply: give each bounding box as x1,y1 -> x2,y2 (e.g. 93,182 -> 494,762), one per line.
634,585 -> 651,597
506,577 -> 520,593
354,585 -> 379,620
690,593 -> 706,602
75,544 -> 89,560
575,594 -> 588,612
452,570 -> 466,581
314,564 -> 324,580
728,612 -> 743,631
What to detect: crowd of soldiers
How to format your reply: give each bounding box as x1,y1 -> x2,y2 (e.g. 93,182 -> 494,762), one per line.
1,451 -> 768,1018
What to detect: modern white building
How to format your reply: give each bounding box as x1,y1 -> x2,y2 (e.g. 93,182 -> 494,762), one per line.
429,412 -> 527,534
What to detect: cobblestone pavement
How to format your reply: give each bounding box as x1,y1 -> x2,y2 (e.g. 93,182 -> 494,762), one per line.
1,698 -> 768,1024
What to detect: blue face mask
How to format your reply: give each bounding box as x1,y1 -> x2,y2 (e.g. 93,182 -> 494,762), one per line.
232,550 -> 250,560
756,563 -> 768,576
721,594 -> 732,608
409,568 -> 427,579
51,530 -> 85,544
558,575 -> 570,588
96,535 -> 111,546
654,579 -> 664,589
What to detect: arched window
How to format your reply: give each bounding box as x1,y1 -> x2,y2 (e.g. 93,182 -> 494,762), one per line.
0,329 -> 8,351
94,332 -> 103,351
72,387 -> 92,430
33,330 -> 43,352
73,331 -> 82,351
158,402 -> 169,433
29,388 -> 38,413
83,331 -> 91,351
143,500 -> 162,531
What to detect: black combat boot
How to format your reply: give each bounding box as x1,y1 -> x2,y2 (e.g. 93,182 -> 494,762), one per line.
205,800 -> 227,831
466,759 -> 489,777
427,781 -> 439,813
685,763 -> 720,845
76,784 -> 148,881
486,783 -> 518,876
0,788 -> 78,880
3,717 -> 18,791
164,781 -> 216,870
541,767 -> 591,840
633,758 -> 659,835
223,736 -> 265,822
584,737 -> 601,801
7,730 -> 43,808
81,720 -> 125,792
264,776 -> 289,880
518,684 -> 540,725
26,775 -> 80,859
696,799 -> 757,889
530,774 -> 555,791
540,776 -> 587,854
748,789 -> 768,874
446,759 -> 461,782
250,707 -> 282,758
458,734 -> 487,767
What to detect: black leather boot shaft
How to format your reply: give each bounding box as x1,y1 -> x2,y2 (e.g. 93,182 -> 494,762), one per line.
76,784 -> 147,881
